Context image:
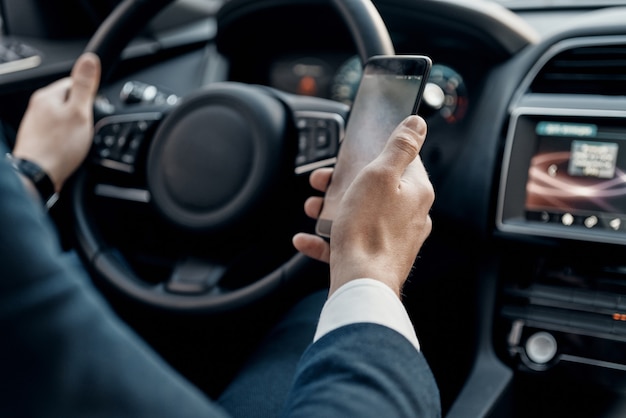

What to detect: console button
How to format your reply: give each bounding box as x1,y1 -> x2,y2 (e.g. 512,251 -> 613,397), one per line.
525,332 -> 557,364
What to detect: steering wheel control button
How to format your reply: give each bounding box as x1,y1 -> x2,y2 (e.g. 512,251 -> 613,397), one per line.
294,112 -> 344,174
93,113 -> 161,173
525,331 -> 558,365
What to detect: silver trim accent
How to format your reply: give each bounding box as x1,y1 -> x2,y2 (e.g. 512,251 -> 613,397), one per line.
559,354 -> 626,372
507,320 -> 525,347
94,112 -> 163,132
511,348 -> 626,372
0,55 -> 41,75
295,157 -> 337,175
496,106 -> 626,245
99,159 -> 134,173
94,184 -> 151,203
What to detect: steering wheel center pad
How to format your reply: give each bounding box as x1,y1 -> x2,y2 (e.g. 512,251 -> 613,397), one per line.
148,83 -> 287,233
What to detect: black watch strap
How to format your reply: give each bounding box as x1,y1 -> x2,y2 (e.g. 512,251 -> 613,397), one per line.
5,153 -> 59,209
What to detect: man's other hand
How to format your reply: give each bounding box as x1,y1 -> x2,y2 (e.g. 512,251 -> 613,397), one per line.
13,52 -> 101,192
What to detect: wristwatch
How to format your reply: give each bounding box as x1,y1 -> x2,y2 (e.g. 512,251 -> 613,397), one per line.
5,153 -> 59,209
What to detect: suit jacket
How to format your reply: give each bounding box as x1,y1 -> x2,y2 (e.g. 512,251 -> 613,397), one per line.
283,322 -> 441,417
0,154 -> 440,417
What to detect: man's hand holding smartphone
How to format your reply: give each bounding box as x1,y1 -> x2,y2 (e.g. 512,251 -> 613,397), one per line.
315,55 -> 432,238
293,115 -> 434,297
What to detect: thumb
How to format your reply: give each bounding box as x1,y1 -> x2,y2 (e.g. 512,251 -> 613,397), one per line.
371,115 -> 427,176
68,52 -> 101,105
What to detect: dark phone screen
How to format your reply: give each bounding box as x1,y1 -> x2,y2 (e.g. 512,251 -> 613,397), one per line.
316,56 -> 430,237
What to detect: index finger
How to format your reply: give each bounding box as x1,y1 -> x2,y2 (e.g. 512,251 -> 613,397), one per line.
309,167 -> 333,193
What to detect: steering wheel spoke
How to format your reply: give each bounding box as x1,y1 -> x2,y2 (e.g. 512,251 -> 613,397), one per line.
92,112 -> 164,174
293,110 -> 344,175
271,90 -> 349,175
165,257 -> 227,295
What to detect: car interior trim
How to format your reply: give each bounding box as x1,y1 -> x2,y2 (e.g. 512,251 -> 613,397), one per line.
0,54 -> 41,75
94,184 -> 151,203
509,35 -> 626,111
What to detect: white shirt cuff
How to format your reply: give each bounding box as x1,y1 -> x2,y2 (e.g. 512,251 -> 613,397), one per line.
314,278 -> 420,351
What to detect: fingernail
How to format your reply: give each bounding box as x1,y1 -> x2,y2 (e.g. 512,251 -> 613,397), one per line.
402,115 -> 419,127
81,59 -> 97,77
402,115 -> 426,135
79,53 -> 99,77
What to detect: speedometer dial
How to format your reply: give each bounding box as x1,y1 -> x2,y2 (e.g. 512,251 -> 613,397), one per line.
423,64 -> 468,124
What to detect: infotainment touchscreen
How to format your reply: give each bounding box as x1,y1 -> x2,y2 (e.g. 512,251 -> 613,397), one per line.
497,110 -> 626,244
525,119 -> 626,227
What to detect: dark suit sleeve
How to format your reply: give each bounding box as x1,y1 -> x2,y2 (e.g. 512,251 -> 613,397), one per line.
0,157 -> 229,418
281,323 -> 441,418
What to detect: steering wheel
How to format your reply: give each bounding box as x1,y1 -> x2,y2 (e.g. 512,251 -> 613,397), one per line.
72,0 -> 395,313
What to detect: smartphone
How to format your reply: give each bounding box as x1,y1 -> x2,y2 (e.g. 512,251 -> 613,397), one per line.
315,55 -> 432,238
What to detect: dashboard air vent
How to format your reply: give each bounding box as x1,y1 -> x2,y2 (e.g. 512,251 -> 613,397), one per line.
531,44 -> 626,95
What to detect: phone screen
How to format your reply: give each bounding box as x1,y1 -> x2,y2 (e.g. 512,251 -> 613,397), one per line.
315,55 -> 431,238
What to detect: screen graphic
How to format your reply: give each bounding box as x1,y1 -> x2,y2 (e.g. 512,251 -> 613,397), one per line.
525,120 -> 626,231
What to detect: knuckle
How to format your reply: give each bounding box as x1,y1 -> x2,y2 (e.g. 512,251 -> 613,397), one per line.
393,134 -> 419,159
30,89 -> 49,107
425,215 -> 433,234
69,106 -> 90,124
424,180 -> 435,203
413,176 -> 435,205
362,164 -> 395,186
421,216 -> 433,240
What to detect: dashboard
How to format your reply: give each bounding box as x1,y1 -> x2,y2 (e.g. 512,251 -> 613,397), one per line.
216,0 -> 498,135
215,1 -> 504,194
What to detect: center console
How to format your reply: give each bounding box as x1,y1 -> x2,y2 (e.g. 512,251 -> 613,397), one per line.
498,108 -> 626,246
496,104 -> 626,389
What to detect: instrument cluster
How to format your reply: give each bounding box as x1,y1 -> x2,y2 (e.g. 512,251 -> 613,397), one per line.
268,53 -> 470,125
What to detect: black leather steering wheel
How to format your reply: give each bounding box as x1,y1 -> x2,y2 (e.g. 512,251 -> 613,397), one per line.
72,0 -> 395,313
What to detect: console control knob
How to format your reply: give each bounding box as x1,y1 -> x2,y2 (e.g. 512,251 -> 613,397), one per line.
525,331 -> 557,364
120,81 -> 179,106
